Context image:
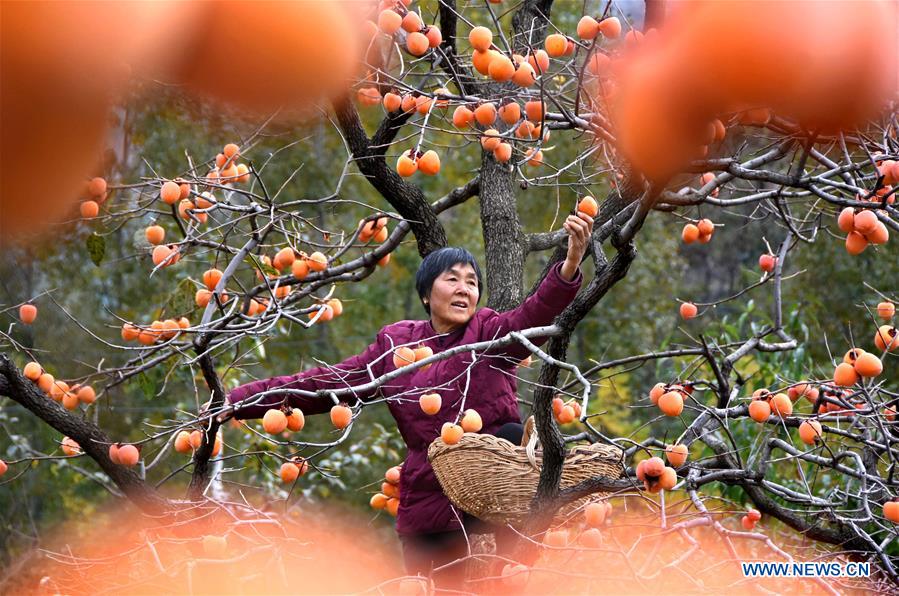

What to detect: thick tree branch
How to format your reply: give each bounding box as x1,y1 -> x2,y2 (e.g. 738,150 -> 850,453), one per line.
479,154 -> 525,312
332,95 -> 447,256
187,353 -> 227,500
514,245 -> 637,563
0,353 -> 168,514
370,111 -> 414,154
511,0 -> 554,51
475,0 -> 561,312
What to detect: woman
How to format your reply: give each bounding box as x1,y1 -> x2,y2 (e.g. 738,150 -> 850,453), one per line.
222,212 -> 593,587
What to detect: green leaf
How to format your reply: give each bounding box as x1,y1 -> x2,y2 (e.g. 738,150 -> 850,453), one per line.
137,372 -> 156,399
246,254 -> 279,278
261,263 -> 280,278
86,233 -> 105,266
165,277 -> 196,317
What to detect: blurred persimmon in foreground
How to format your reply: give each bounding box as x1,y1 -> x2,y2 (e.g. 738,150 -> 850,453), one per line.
613,0 -> 897,181
171,1 -> 362,118
0,1 -> 200,244
0,1 -> 360,244
13,499 -> 847,595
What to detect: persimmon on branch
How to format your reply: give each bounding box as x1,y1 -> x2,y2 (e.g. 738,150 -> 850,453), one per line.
0,354 -> 167,514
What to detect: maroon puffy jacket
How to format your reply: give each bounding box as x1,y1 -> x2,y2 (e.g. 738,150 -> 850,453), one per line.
226,262 -> 582,535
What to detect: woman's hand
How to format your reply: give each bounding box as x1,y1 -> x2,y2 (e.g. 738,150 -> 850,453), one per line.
215,407 -> 235,424
560,212 -> 594,280
199,397 -> 236,424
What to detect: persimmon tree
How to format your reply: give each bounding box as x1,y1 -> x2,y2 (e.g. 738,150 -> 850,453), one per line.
1,0 -> 898,591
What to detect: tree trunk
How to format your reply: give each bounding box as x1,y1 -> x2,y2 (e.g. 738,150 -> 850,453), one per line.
479,156 -> 525,311
186,352 -> 227,500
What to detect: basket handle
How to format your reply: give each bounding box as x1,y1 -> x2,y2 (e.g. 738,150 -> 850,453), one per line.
521,416 -> 535,447
523,416 -> 540,470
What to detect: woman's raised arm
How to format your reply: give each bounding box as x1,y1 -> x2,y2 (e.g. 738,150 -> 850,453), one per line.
479,213 -> 591,360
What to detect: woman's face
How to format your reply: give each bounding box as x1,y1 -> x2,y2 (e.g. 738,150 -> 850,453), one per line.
427,263 -> 480,333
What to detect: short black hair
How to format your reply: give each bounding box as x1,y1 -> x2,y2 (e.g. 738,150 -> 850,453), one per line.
415,247 -> 483,315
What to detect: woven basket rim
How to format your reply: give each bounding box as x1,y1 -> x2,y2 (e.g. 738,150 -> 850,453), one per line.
427,431 -> 625,526
428,432 -> 625,461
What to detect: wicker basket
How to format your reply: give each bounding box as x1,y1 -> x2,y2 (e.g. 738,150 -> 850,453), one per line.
427,417 -> 624,527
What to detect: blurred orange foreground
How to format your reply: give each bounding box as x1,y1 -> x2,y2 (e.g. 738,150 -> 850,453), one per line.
4,497 -> 875,594
612,0 -> 897,181
0,1 -> 360,244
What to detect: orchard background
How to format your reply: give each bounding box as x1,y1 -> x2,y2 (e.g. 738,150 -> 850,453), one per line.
1,0 -> 898,593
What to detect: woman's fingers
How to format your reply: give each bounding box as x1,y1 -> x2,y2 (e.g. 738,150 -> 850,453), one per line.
577,211 -> 595,231
566,214 -> 590,241
562,211 -> 595,273
215,403 -> 236,424
561,213 -> 592,273
565,221 -> 580,243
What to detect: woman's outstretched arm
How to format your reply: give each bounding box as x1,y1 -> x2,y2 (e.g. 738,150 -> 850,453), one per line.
479,213 -> 592,359
224,329 -> 390,420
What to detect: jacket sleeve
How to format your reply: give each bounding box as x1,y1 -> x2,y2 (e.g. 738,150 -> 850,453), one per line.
479,261 -> 583,361
226,328 -> 389,420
